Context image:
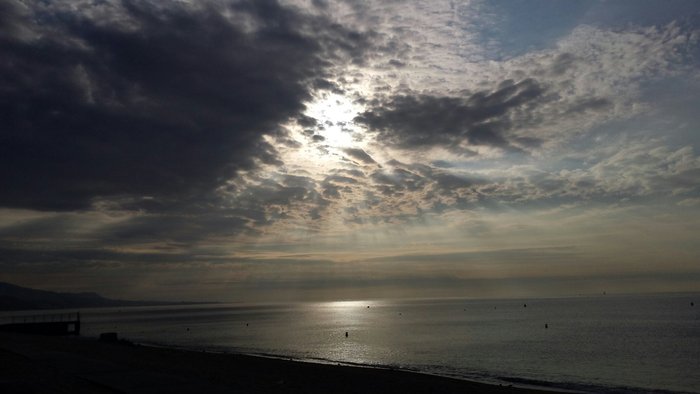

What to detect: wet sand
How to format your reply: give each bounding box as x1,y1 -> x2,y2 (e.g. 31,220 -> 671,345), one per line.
0,332 -> 561,393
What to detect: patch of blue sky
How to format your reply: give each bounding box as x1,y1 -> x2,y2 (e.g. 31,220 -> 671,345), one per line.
461,0 -> 592,60
635,77 -> 700,148
580,0 -> 700,30
462,0 -> 699,60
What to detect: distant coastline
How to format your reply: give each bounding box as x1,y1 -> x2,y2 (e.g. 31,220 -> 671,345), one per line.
0,282 -> 215,311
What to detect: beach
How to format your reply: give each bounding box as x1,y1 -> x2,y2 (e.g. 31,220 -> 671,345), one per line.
0,332 -> 557,393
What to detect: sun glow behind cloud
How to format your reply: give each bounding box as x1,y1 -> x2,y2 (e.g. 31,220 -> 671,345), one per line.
305,93 -> 363,149
277,92 -> 373,179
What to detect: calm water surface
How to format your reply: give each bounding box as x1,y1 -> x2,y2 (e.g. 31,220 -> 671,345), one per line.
67,293 -> 700,393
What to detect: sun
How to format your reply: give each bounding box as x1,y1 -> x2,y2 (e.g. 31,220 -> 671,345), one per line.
304,93 -> 363,148
274,91 -> 371,175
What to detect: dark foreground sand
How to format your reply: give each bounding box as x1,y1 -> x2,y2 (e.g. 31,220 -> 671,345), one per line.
0,333 -> 561,393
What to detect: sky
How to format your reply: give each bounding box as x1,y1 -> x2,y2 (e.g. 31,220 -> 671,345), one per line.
1,0 -> 699,302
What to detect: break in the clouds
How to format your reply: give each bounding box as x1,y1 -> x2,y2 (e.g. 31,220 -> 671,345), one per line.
1,0 -> 699,302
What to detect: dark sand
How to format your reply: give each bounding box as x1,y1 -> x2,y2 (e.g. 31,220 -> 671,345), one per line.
0,333 -> 561,393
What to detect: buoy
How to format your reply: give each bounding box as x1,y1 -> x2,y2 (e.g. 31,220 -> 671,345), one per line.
523,304 -> 527,308
345,331 -> 348,337
545,323 -> 548,329
367,305 -> 370,308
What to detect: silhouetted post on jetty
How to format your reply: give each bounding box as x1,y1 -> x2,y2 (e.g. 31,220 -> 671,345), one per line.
0,311 -> 81,336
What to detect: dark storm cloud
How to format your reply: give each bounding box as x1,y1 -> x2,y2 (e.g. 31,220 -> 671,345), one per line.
564,97 -> 612,114
342,148 -> 377,164
0,0 -> 30,39
229,175 -> 329,222
239,272 -> 700,295
0,245 -> 219,266
550,52 -> 576,75
0,0 -> 371,211
363,246 -> 579,264
0,240 -> 272,278
433,173 -> 480,191
388,59 -> 406,68
355,79 -> 546,151
0,174 -> 330,253
96,213 -> 254,244
324,175 -> 359,184
431,160 -> 455,168
369,165 -> 431,197
0,215 -> 84,240
320,174 -> 358,199
334,168 -> 366,178
296,115 -> 319,128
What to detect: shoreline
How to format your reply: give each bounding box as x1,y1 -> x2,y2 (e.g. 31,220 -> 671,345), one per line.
1,332 -> 565,393
135,343 -> 546,391
139,344 -> 578,393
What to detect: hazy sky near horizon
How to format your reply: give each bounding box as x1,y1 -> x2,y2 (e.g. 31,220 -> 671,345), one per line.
1,0 -> 699,302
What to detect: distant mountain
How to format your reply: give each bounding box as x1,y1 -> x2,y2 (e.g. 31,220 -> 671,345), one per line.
0,282 -> 204,311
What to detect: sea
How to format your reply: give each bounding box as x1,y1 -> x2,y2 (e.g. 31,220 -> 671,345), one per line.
12,293 -> 700,393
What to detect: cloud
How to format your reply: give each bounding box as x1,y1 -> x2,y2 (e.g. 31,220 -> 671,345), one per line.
355,79 -> 546,152
342,148 -> 377,164
348,19 -> 698,158
361,246 -> 580,265
0,245 -> 218,266
1,1 -> 700,301
0,215 -> 88,240
0,0 -> 370,211
678,198 -> 700,207
95,213 -> 253,245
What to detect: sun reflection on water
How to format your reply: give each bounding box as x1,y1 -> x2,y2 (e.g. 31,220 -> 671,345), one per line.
297,300 -> 398,365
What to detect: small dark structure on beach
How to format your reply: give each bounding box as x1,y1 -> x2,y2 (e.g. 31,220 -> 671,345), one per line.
0,312 -> 80,336
99,332 -> 119,342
